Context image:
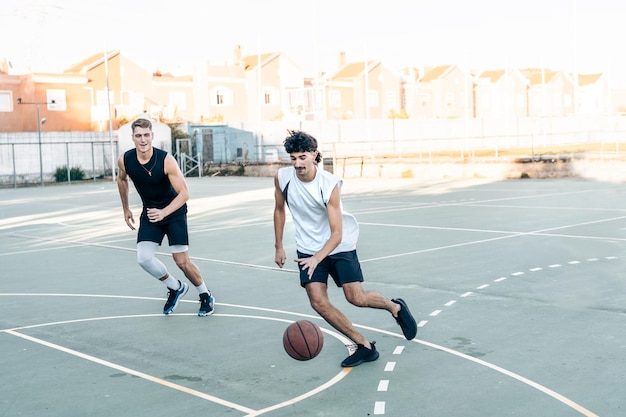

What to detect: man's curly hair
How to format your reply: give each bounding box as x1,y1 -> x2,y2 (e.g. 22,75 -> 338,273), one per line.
283,130 -> 322,163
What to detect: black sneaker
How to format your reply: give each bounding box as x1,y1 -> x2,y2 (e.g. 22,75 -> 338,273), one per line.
341,341 -> 379,367
163,281 -> 188,315
392,298 -> 417,340
198,292 -> 215,316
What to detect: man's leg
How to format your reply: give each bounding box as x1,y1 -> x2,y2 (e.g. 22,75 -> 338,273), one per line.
136,241 -> 188,314
342,282 -> 417,340
172,249 -> 214,316
306,282 -> 380,367
172,250 -> 203,286
305,282 -> 370,347
342,282 -> 401,315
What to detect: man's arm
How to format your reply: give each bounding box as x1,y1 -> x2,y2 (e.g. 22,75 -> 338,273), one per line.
116,155 -> 135,230
296,184 -> 343,278
273,174 -> 287,268
146,154 -> 189,223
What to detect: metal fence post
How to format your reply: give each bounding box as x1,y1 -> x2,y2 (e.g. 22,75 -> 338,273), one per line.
66,142 -> 70,184
12,143 -> 16,189
91,142 -> 96,183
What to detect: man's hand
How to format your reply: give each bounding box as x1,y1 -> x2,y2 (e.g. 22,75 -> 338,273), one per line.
123,208 -> 136,230
146,208 -> 166,223
295,256 -> 320,279
275,248 -> 286,268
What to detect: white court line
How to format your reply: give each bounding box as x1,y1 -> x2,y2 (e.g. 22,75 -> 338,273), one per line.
1,293 -> 602,417
5,233 -> 297,272
2,311 -> 353,417
8,216 -> 626,269
384,362 -> 396,372
4,328 -> 256,415
393,346 -> 405,355
412,337 -> 599,417
345,321 -> 602,417
351,189 -> 605,216
360,215 -> 626,263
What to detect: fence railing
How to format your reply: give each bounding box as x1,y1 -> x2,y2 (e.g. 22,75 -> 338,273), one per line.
0,140 -> 117,187
2,115 -> 626,187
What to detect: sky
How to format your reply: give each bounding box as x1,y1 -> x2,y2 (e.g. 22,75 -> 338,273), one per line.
2,0 -> 626,87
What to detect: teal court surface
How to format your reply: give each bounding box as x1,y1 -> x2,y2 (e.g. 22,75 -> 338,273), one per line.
1,175 -> 625,417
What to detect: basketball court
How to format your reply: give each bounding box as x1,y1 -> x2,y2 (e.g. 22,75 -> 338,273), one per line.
1,175 -> 625,416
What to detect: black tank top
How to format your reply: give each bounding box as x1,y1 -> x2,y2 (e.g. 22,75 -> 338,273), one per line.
123,148 -> 187,218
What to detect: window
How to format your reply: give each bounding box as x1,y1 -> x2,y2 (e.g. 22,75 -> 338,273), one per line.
0,91 -> 11,112
262,87 -> 278,105
210,87 -> 233,106
47,89 -> 66,111
287,89 -> 311,113
121,91 -> 144,108
420,93 -> 430,108
328,90 -> 341,108
96,89 -> 114,106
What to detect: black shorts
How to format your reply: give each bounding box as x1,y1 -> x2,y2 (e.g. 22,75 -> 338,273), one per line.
137,213 -> 189,246
296,250 -> 364,288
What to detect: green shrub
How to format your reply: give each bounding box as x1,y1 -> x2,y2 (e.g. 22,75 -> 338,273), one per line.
54,166 -> 85,182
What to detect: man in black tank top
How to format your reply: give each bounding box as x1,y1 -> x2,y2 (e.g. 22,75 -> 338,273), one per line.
116,118 -> 215,316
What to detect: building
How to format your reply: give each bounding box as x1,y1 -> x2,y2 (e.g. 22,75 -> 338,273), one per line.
474,68 -> 529,119
523,68 -> 575,117
407,64 -> 475,119
323,53 -> 402,121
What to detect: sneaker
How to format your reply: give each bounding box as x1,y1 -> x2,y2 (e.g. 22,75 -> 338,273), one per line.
163,281 -> 188,315
198,292 -> 215,316
341,341 -> 379,367
392,298 -> 418,340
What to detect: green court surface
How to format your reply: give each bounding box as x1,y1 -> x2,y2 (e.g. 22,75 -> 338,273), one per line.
1,176 -> 624,417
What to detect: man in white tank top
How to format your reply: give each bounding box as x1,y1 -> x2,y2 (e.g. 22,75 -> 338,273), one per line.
273,130 -> 417,367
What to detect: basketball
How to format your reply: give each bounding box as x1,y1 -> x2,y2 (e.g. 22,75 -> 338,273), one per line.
282,320 -> 324,361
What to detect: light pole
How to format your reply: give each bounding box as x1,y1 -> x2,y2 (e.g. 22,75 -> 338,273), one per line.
17,98 -> 54,186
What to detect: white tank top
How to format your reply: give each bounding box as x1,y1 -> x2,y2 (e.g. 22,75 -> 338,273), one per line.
277,166 -> 359,255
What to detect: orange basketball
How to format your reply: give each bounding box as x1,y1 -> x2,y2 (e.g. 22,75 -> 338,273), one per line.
282,320 -> 324,361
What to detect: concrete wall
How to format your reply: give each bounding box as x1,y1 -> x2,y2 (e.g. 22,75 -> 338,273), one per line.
242,157 -> 626,183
